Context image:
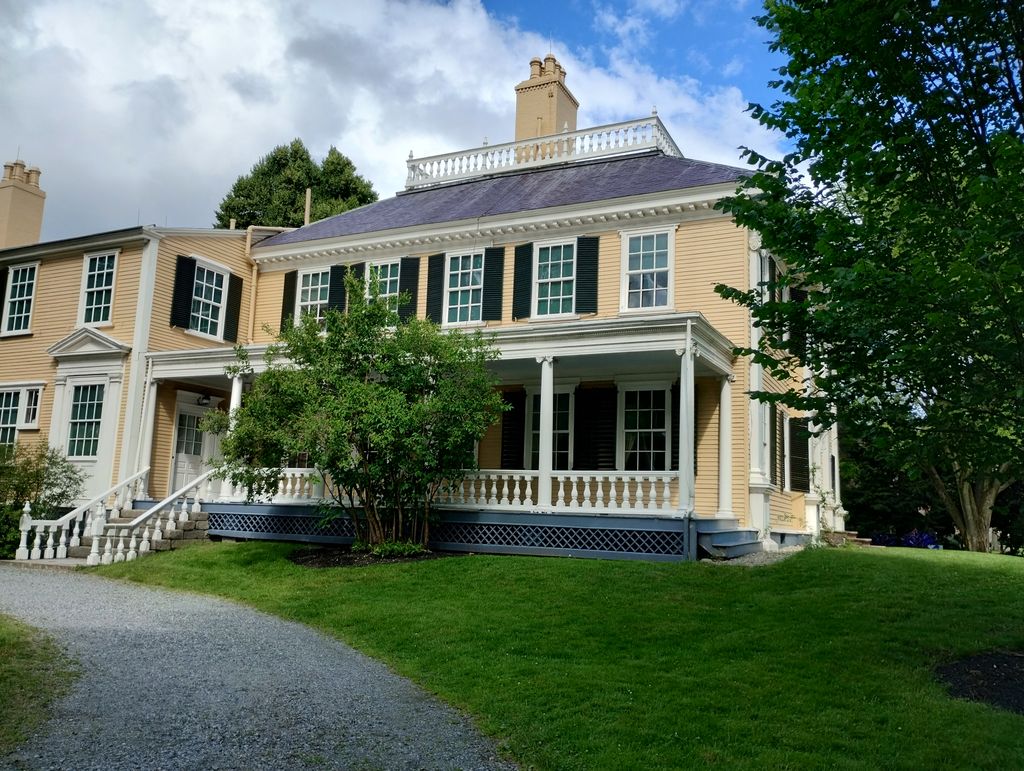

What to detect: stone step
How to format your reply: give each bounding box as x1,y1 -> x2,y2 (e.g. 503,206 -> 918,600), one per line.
692,516 -> 743,533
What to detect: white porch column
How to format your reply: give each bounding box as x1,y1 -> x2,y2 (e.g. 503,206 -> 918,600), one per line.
138,379 -> 160,493
717,375 -> 734,515
228,375 -> 243,429
677,323 -> 695,515
536,355 -> 554,508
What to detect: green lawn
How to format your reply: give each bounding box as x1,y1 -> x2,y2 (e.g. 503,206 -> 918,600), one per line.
0,614 -> 77,756
97,545 -> 1024,769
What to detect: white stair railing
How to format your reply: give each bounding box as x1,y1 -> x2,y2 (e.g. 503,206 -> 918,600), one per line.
89,469 -> 217,566
15,467 -> 150,562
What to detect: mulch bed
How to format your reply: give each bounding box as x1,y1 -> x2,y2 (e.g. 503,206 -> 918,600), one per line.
287,545 -> 460,569
935,651 -> 1024,715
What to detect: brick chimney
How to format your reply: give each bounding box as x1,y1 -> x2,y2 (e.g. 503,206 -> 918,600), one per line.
513,54 -> 579,141
0,159 -> 46,249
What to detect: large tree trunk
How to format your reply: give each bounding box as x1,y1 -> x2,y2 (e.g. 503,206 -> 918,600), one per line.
926,464 -> 1004,552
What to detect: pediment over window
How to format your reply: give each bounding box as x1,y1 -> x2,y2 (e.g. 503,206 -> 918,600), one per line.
47,327 -> 131,362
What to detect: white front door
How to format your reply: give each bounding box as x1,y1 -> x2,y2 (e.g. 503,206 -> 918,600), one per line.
172,409 -> 206,494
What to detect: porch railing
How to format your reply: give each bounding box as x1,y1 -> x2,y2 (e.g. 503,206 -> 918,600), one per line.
15,467 -> 150,562
437,470 -> 678,514
218,468 -> 325,504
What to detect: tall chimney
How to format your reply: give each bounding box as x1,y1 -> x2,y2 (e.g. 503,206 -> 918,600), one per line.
0,159 -> 46,249
513,55 -> 579,141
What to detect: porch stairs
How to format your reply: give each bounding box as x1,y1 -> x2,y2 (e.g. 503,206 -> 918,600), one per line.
693,517 -> 764,559
64,510 -> 213,559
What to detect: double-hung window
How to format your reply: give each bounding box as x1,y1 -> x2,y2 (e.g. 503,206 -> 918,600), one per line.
190,264 -> 226,338
298,269 -> 331,323
0,390 -> 19,449
82,251 -> 116,325
2,262 -> 38,335
622,229 -> 673,311
527,391 -> 572,470
446,252 -> 484,324
534,242 -> 575,317
367,261 -> 401,308
67,384 -> 104,458
622,388 -> 669,471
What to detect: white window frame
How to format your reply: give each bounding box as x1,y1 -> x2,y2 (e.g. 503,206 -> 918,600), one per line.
443,250 -> 485,327
79,249 -> 118,328
1,260 -> 40,336
0,381 -> 45,439
295,268 -> 332,325
616,380 -> 673,471
619,227 -> 676,313
532,239 -> 577,319
523,385 -> 575,471
66,381 -> 106,459
366,260 -> 402,308
185,256 -> 229,342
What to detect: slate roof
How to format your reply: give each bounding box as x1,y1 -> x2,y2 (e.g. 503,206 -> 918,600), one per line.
257,151 -> 748,249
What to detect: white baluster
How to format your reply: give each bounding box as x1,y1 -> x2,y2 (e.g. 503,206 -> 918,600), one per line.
101,532 -> 113,565
499,476 -> 510,507
568,477 -> 580,509
191,486 -> 202,514
595,476 -> 606,511
489,476 -> 499,506
109,492 -> 121,521
607,476 -> 620,511
42,524 -> 55,560
163,505 -> 176,533
177,497 -> 189,524
660,475 -> 672,510
524,476 -> 534,506
30,525 -> 42,560
114,528 -> 126,561
70,511 -> 83,548
56,524 -> 68,559
87,515 -> 105,566
581,476 -> 593,510
127,529 -> 138,561
140,524 -> 151,554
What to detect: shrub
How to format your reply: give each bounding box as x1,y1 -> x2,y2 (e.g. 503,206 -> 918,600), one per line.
0,445 -> 85,558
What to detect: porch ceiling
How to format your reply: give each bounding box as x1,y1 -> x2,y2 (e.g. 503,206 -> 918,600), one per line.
489,349 -> 721,383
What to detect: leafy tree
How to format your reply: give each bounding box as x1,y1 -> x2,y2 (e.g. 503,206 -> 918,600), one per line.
206,274 -> 507,547
214,139 -> 377,228
717,1 -> 1024,551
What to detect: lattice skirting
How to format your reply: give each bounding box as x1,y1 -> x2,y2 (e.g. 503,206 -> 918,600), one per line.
204,506 -> 690,561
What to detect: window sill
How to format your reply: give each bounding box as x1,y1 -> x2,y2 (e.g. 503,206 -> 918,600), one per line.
528,314 -> 580,323
0,330 -> 32,339
617,307 -> 676,316
183,328 -> 226,344
79,321 -> 114,330
442,320 -> 486,330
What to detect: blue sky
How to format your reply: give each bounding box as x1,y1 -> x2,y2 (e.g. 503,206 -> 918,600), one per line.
0,0 -> 788,241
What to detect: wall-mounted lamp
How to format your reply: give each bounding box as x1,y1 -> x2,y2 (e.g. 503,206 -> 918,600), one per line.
196,395 -> 212,406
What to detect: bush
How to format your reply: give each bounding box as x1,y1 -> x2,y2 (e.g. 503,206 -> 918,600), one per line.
370,540 -> 426,558
0,445 -> 85,559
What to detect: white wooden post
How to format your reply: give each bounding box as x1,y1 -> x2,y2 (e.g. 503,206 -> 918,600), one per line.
677,322 -> 696,515
717,375 -> 734,516
536,355 -> 554,508
15,503 -> 31,560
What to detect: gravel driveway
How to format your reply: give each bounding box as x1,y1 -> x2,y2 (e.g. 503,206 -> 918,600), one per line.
0,564 -> 515,770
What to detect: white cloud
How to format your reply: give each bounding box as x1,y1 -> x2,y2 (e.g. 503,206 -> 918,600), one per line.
0,0 -> 782,241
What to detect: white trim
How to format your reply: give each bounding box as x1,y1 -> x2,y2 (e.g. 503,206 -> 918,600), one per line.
364,259 -> 402,305
1,260 -> 40,337
121,235 -> 160,481
523,384 -> 575,471
441,250 -> 486,328
295,267 -> 332,325
184,254 -> 231,341
531,238 -> 578,320
615,381 -> 674,472
618,226 -> 677,314
77,249 -> 119,328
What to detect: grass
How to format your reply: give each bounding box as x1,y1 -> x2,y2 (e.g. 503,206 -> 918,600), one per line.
0,614 -> 77,755
96,544 -> 1024,769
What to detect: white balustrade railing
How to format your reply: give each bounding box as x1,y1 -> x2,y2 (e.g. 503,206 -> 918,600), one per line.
89,469 -> 218,566
15,467 -> 150,562
437,470 -> 678,514
219,467 -> 324,503
406,115 -> 682,189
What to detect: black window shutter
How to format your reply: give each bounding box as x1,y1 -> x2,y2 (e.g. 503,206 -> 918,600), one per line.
500,389 -> 526,469
281,270 -> 298,329
0,268 -> 7,319
575,236 -> 599,314
573,386 -> 617,471
789,417 -> 811,493
350,262 -> 365,282
398,257 -> 420,322
223,273 -> 243,343
328,265 -> 347,313
512,243 -> 533,320
426,253 -> 445,323
170,255 -> 196,329
482,247 -> 504,321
